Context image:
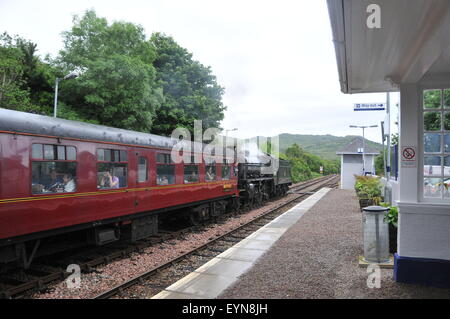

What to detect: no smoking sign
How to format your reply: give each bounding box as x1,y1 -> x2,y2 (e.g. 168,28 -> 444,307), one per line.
401,146 -> 417,167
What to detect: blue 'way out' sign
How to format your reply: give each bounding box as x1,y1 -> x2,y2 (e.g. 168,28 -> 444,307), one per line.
354,103 -> 386,111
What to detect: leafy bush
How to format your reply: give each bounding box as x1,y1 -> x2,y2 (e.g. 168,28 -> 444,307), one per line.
380,203 -> 398,227
284,143 -> 339,183
354,175 -> 382,205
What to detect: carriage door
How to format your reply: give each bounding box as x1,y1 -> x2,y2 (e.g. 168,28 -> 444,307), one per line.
135,149 -> 152,211
131,148 -> 157,241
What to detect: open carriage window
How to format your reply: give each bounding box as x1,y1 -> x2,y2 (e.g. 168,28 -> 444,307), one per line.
184,165 -> 199,183
222,165 -> 231,180
31,144 -> 77,194
97,148 -> 128,189
156,153 -> 175,185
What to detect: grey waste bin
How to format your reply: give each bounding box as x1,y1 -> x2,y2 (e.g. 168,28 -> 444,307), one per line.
362,206 -> 390,263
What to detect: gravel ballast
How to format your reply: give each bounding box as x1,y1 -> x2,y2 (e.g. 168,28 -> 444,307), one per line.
31,191 -> 308,299
218,189 -> 450,299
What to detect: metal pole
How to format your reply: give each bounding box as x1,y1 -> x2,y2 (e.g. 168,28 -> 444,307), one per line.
382,121 -> 387,177
53,78 -> 60,118
362,127 -> 366,175
386,92 -> 391,181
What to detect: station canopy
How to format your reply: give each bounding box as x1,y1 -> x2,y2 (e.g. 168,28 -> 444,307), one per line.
327,0 -> 450,93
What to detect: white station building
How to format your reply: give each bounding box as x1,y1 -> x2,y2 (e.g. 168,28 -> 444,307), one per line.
328,0 -> 450,288
336,137 -> 379,190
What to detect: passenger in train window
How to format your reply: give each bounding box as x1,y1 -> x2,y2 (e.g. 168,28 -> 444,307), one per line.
42,169 -> 63,192
159,176 -> 169,185
206,166 -> 216,181
156,165 -> 175,185
222,165 -> 231,180
62,174 -> 76,193
99,170 -> 119,189
187,171 -> 198,183
184,165 -> 199,183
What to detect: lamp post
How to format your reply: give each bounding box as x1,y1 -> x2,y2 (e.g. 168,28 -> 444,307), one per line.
224,128 -> 238,162
54,72 -> 78,118
225,128 -> 238,138
350,124 -> 378,175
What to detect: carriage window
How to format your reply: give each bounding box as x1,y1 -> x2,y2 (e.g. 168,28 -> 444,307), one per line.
156,153 -> 175,185
156,164 -> 175,185
222,165 -> 231,180
31,144 -> 77,195
138,157 -> 148,183
44,145 -> 54,160
67,147 -> 76,160
97,148 -> 128,189
157,153 -> 173,164
57,146 -> 66,160
32,144 -> 43,159
32,162 -> 77,194
32,144 -> 77,161
184,165 -> 199,183
205,164 -> 217,182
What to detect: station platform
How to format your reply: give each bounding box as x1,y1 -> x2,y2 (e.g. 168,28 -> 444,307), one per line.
152,188 -> 450,299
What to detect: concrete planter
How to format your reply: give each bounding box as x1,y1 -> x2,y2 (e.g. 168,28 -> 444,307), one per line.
389,224 -> 397,254
359,198 -> 374,210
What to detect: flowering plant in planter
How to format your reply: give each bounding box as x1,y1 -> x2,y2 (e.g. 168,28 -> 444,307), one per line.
354,175 -> 383,208
381,202 -> 398,253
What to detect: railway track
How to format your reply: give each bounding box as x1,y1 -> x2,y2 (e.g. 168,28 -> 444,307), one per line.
93,174 -> 339,299
0,174 -> 337,299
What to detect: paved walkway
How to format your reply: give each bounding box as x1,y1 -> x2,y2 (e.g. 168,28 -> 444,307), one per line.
153,188 -> 450,299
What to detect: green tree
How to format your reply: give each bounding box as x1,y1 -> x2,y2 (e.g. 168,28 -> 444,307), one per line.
150,33 -> 226,135
57,10 -> 163,131
424,90 -> 441,108
0,33 -> 32,111
0,32 -> 58,114
284,143 -> 339,182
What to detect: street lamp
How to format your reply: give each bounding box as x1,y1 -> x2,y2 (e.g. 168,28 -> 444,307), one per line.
224,128 -> 238,161
349,124 -> 378,175
225,128 -> 238,137
54,71 -> 79,118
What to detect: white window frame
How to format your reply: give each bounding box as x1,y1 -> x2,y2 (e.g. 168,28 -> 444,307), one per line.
420,87 -> 450,203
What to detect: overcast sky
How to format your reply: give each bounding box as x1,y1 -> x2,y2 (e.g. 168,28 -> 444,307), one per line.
0,0 -> 399,143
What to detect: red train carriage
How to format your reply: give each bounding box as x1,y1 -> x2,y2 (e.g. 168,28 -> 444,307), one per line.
0,109 -> 238,269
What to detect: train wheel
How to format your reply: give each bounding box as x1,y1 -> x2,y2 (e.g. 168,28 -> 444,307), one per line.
231,197 -> 240,215
189,212 -> 201,226
189,206 -> 209,226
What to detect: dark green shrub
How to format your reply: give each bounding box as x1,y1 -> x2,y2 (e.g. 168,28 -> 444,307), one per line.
354,175 -> 382,205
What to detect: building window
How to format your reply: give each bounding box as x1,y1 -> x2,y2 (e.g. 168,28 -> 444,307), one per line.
156,153 -> 175,185
31,144 -> 77,194
422,89 -> 450,200
97,148 -> 128,189
138,157 -> 148,183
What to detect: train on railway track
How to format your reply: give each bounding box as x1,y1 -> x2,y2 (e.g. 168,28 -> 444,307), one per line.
0,108 -> 292,270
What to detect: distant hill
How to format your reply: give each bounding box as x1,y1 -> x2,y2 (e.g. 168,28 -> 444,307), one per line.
250,133 -> 383,161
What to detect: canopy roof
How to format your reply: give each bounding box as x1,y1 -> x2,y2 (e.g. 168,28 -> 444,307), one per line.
327,0 -> 450,93
336,137 -> 379,155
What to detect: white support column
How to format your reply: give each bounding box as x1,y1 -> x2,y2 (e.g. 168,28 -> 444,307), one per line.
398,84 -> 420,203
